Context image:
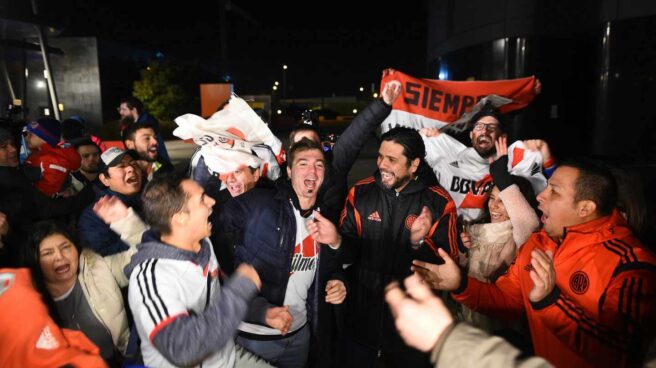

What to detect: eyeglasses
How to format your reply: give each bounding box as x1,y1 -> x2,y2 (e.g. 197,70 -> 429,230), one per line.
472,122 -> 499,133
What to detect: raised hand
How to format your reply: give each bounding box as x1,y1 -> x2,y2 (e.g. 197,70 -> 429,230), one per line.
382,80 -> 402,106
410,206 -> 432,246
411,248 -> 461,290
528,249 -> 556,303
265,306 -> 293,335
382,68 -> 397,78
93,195 -> 129,224
523,139 -> 552,163
533,78 -> 542,95
385,274 -> 454,352
419,127 -> 441,138
325,279 -> 347,304
307,211 -> 341,248
494,136 -> 508,160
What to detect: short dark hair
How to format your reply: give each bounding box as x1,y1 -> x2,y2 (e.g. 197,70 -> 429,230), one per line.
288,137 -> 324,166
120,96 -> 144,114
561,158 -> 618,217
142,173 -> 188,235
122,122 -> 155,144
73,138 -> 100,152
289,124 -> 321,147
469,104 -> 506,133
380,127 -> 426,166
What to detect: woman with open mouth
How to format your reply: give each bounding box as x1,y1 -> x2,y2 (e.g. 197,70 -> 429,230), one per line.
23,220 -> 136,366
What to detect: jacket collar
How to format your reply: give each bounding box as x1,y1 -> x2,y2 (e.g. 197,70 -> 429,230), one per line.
124,231 -> 213,279
536,209 -> 632,252
275,178 -> 320,214
96,187 -> 142,209
373,166 -> 434,197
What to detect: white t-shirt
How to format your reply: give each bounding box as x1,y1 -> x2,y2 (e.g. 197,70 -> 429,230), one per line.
240,204 -> 318,335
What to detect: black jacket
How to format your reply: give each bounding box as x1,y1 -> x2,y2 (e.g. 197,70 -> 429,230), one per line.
339,168 -> 461,352
77,187 -> 143,256
278,98 -> 393,224
206,175 -> 275,276
220,181 -> 343,336
0,166 -> 95,267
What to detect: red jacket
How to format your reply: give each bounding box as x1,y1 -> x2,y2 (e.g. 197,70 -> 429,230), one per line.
0,268 -> 106,367
25,143 -> 81,196
453,210 -> 656,368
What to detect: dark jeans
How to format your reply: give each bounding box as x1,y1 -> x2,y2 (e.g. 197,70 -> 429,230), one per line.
340,335 -> 432,368
236,324 -> 310,368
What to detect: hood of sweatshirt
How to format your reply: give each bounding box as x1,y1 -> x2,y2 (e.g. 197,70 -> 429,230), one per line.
124,230 -> 213,279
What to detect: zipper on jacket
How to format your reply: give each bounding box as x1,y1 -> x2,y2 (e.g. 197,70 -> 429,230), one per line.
79,261 -> 114,343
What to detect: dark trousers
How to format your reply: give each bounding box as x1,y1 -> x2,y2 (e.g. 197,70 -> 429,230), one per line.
340,335 -> 431,368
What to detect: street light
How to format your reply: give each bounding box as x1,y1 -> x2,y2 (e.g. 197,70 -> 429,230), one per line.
282,64 -> 288,100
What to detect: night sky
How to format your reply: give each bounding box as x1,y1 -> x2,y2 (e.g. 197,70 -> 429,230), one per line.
44,0 -> 429,97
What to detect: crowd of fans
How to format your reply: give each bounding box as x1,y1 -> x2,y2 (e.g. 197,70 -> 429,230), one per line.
0,70 -> 654,368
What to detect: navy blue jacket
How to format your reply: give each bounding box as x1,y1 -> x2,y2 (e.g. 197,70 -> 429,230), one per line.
220,182 -> 341,335
77,188 -> 143,256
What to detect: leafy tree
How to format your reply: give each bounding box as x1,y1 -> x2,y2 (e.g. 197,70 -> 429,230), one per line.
133,61 -> 190,121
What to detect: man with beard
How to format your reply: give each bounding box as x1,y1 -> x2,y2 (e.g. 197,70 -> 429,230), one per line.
420,106 -> 546,222
338,127 -> 459,367
69,139 -> 102,193
122,122 -> 174,181
118,96 -> 170,163
78,147 -> 148,256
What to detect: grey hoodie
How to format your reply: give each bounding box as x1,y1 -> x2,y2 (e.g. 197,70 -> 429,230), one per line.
125,236 -> 258,367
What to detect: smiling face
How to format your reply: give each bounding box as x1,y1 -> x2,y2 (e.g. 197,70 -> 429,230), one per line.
223,167 -> 260,197
38,233 -> 79,288
126,127 -> 158,161
469,115 -> 501,158
287,148 -> 325,207
99,156 -> 142,195
488,186 -> 510,223
536,166 -> 584,241
377,140 -> 419,192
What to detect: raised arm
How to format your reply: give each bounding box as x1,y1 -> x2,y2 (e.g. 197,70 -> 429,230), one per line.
331,79 -> 401,174
490,138 -> 539,246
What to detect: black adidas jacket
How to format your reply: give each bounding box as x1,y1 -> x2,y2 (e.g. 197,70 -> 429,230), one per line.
339,168 -> 461,353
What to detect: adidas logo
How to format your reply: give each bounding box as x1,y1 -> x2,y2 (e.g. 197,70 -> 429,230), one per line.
531,162 -> 540,176
449,161 -> 459,168
367,211 -> 382,222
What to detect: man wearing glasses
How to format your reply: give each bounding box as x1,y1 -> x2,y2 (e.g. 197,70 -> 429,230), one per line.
420,106 -> 547,222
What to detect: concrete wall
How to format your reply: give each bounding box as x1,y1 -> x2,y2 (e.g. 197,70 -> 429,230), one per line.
49,37 -> 103,135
